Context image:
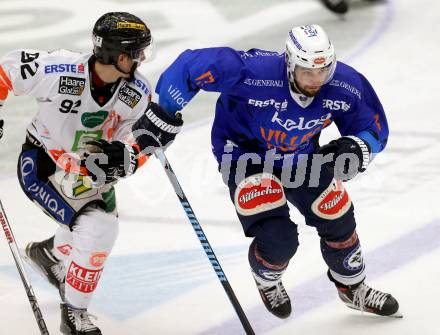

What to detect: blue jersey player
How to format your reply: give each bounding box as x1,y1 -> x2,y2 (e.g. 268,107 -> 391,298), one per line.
133,25 -> 401,319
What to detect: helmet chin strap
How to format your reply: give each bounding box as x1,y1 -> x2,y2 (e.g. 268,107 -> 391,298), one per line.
114,62 -> 138,81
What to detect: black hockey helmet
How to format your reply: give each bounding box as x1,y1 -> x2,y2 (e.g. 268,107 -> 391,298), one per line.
92,12 -> 152,65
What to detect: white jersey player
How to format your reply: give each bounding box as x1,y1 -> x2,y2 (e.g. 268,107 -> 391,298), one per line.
0,12 -> 154,335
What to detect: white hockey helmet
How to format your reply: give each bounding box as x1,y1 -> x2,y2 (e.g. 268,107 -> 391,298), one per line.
285,24 -> 336,84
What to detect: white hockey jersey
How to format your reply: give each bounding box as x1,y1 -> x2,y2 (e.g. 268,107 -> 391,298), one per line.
0,49 -> 150,171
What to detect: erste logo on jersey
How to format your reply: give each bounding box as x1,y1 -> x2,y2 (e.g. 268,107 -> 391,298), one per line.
248,98 -> 288,112
133,78 -> 150,94
118,83 -> 141,108
44,63 -> 85,74
58,76 -> 85,96
323,99 -> 351,112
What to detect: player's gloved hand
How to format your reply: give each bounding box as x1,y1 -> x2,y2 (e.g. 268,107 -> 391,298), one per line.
132,101 -> 183,155
82,139 -> 139,185
317,136 -> 371,181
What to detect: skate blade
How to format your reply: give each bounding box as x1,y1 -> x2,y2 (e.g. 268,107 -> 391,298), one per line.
346,304 -> 403,318
388,311 -> 403,318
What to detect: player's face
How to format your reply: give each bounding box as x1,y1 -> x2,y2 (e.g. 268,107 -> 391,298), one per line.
294,65 -> 332,97
116,54 -> 134,77
116,51 -> 145,77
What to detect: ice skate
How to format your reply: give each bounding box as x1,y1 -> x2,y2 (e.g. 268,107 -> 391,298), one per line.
253,272 -> 291,318
24,236 -> 66,300
60,303 -> 102,335
329,272 -> 402,317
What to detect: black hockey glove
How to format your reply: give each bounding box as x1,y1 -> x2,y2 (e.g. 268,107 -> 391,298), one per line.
82,139 -> 139,185
317,136 -> 371,181
132,101 -> 183,155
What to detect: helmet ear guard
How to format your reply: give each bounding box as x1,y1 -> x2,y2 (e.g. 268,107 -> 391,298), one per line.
285,24 -> 336,85
92,12 -> 154,66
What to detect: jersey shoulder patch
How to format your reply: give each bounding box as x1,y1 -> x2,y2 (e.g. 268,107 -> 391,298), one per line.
327,62 -> 363,100
241,48 -> 283,59
238,49 -> 286,89
117,72 -> 151,110
117,81 -> 143,109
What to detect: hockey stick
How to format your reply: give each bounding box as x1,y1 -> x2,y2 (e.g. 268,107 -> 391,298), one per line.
154,149 -> 255,335
0,199 -> 50,335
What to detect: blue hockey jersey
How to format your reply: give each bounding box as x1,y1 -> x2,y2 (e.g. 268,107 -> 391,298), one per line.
156,47 -> 389,166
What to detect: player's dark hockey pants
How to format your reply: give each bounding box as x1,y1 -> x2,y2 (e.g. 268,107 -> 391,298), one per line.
222,157 -> 366,285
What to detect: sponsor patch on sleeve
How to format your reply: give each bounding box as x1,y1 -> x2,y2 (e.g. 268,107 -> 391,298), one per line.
234,173 -> 286,216
311,179 -> 352,220
194,70 -> 215,87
